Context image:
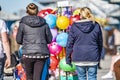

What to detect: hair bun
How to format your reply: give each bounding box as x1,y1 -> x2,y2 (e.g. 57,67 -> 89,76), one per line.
26,3 -> 38,15
28,4 -> 36,10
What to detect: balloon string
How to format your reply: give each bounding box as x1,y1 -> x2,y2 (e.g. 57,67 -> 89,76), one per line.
58,52 -> 61,80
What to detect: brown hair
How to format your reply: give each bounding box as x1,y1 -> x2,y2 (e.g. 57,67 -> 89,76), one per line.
26,3 -> 38,15
80,7 -> 95,21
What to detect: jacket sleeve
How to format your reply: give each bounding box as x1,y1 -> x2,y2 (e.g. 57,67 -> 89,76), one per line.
66,26 -> 75,65
16,23 -> 24,45
45,24 -> 53,44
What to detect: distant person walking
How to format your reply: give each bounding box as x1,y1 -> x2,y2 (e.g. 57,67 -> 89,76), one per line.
101,55 -> 120,79
10,21 -> 20,53
113,28 -> 120,55
16,3 -> 52,80
101,27 -> 120,79
0,6 -> 11,80
66,7 -> 103,80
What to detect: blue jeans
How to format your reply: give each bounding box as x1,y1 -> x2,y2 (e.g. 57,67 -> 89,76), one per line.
0,57 -> 5,80
76,65 -> 98,80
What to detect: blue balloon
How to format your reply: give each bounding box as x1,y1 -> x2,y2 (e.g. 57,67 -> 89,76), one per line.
56,32 -> 68,47
44,14 -> 57,29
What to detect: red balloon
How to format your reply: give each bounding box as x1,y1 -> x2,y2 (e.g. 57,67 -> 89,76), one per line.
37,9 -> 55,18
45,8 -> 55,14
69,15 -> 80,25
49,56 -> 59,71
37,10 -> 49,18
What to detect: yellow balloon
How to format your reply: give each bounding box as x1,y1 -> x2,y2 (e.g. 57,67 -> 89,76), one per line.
73,8 -> 81,15
56,16 -> 69,30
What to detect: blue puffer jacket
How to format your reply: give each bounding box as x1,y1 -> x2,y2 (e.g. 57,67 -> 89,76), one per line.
66,20 -> 103,64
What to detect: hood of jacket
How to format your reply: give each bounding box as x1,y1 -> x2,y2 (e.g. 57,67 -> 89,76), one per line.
74,20 -> 95,33
20,15 -> 46,28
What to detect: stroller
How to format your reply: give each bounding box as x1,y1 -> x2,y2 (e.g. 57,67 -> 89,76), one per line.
11,47 -> 26,80
11,47 -> 50,80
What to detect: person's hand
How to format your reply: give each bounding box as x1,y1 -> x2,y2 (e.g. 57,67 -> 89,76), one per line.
68,63 -> 73,67
5,58 -> 11,68
66,58 -> 72,67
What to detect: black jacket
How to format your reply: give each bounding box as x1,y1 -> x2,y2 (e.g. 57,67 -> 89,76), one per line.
16,15 -> 52,55
66,20 -> 103,64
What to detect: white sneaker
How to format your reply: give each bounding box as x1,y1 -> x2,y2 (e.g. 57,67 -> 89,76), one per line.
101,71 -> 113,79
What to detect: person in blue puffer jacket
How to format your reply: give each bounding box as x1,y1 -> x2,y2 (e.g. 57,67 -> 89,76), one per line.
66,7 -> 103,80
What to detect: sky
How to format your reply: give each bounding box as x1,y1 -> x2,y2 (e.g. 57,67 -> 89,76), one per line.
0,0 -> 34,14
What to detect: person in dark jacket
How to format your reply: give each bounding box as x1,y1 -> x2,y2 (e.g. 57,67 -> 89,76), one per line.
16,3 -> 52,80
66,7 -> 103,80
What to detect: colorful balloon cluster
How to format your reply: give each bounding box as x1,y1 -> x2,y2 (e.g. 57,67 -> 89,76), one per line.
37,7 -> 80,71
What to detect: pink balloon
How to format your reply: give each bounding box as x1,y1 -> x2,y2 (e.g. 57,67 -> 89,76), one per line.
48,42 -> 62,55
50,29 -> 58,41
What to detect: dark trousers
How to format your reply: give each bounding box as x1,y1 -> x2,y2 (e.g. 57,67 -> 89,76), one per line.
0,57 -> 5,80
22,57 -> 47,80
114,59 -> 120,80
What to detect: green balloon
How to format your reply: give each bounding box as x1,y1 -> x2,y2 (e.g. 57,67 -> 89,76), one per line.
59,57 -> 76,72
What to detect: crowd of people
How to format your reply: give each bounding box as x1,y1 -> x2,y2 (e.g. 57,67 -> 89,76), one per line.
0,2 -> 120,80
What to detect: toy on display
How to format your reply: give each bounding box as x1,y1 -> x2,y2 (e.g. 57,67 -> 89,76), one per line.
37,1 -> 80,80
44,14 -> 57,29
59,57 -> 76,72
49,55 -> 59,71
48,42 -> 62,55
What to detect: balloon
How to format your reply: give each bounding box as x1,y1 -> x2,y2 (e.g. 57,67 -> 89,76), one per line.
56,16 -> 69,30
45,8 -> 55,14
73,8 -> 81,15
49,55 -> 59,71
58,48 -> 66,60
50,29 -> 58,41
59,57 -> 76,72
48,42 -> 62,55
56,32 -> 68,47
37,9 -> 54,18
66,25 -> 72,31
64,7 -> 72,18
37,10 -> 48,18
69,15 -> 80,25
45,14 -> 57,29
